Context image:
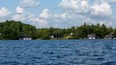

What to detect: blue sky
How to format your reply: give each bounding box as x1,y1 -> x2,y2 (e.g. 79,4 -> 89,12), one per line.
0,0 -> 116,28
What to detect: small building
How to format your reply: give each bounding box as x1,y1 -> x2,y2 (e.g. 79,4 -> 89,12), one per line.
67,33 -> 73,39
50,33 -> 63,39
19,34 -> 32,40
104,32 -> 114,39
87,34 -> 96,39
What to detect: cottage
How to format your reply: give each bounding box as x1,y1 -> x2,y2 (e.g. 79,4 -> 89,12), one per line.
67,33 -> 73,39
87,34 -> 96,39
19,34 -> 32,40
104,35 -> 113,39
104,32 -> 114,39
51,33 -> 63,39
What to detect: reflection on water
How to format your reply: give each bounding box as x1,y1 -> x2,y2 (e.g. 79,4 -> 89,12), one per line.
0,40 -> 116,65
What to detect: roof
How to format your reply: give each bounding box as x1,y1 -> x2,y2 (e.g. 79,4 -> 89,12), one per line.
105,35 -> 113,38
51,33 -> 63,36
88,34 -> 96,36
104,32 -> 114,38
88,34 -> 95,35
110,32 -> 114,35
19,34 -> 31,38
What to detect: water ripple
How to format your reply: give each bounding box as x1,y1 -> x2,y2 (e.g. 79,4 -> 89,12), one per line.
0,40 -> 116,65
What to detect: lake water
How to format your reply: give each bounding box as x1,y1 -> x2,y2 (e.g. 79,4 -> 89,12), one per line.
0,40 -> 116,65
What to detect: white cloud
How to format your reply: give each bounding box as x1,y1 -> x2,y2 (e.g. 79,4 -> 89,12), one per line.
59,0 -> 112,16
103,0 -> 116,3
81,0 -> 89,12
111,0 -> 116,2
12,14 -> 26,21
107,22 -> 113,27
54,12 -> 73,21
0,0 -> 115,28
59,0 -> 90,13
29,9 -> 50,28
20,0 -> 39,8
39,9 -> 50,19
11,0 -> 115,28
11,8 -> 50,28
58,0 -> 114,27
59,0 -> 80,10
33,18 -> 48,28
16,6 -> 25,14
0,7 -> 11,17
91,2 -> 112,16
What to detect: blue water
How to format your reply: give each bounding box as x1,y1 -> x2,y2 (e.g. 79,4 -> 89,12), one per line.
0,40 -> 116,65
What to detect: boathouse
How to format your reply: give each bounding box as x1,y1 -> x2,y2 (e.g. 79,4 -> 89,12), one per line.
104,32 -> 114,39
87,34 -> 96,39
19,34 -> 32,40
50,33 -> 63,39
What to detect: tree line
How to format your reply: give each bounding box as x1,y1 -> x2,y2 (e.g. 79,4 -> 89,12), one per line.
0,20 -> 116,40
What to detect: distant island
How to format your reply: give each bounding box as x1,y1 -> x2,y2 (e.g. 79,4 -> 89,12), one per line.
0,20 -> 116,40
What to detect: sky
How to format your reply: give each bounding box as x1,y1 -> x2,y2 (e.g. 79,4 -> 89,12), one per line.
0,0 -> 116,28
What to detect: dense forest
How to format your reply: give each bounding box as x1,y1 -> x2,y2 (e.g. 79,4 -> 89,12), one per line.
0,20 -> 37,40
0,20 -> 116,40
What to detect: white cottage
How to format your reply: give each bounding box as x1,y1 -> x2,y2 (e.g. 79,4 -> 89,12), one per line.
19,34 -> 32,40
88,34 -> 96,39
104,32 -> 114,39
50,33 -> 63,39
